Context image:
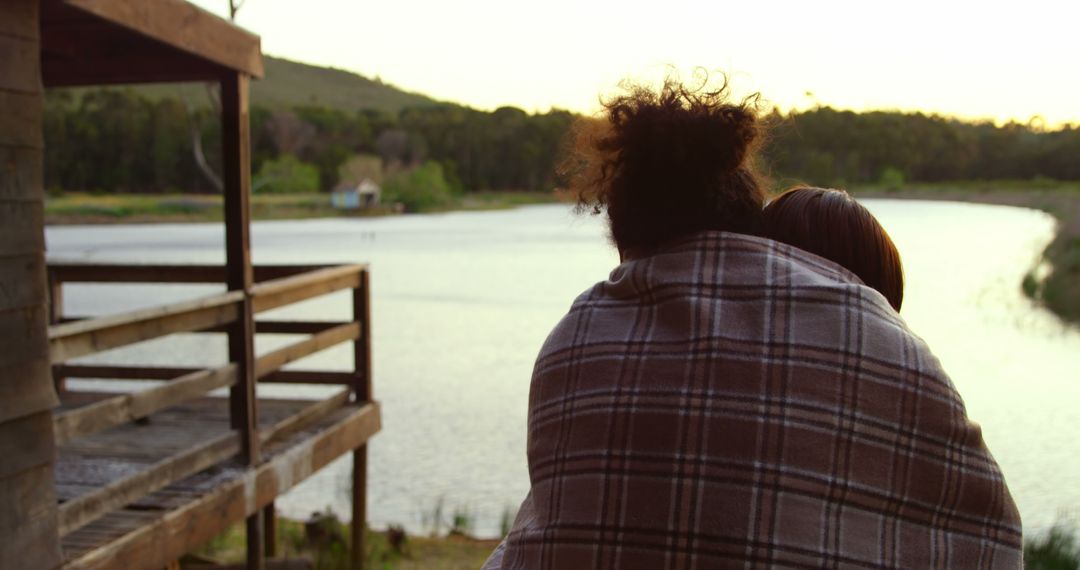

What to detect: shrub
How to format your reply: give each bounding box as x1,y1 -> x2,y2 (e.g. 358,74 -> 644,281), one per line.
255,154 -> 320,193
382,161 -> 456,212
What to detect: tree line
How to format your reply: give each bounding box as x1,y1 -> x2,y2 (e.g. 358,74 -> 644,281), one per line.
42,88 -> 1080,195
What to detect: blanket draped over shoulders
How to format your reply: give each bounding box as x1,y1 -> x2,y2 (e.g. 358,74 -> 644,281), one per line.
487,231 -> 1022,569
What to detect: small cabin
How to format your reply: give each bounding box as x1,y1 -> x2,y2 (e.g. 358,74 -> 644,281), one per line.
331,179 -> 381,210
0,0 -> 380,568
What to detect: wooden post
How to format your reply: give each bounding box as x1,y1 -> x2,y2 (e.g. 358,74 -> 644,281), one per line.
0,0 -> 62,566
48,268 -> 67,392
263,502 -> 277,558
221,70 -> 264,569
350,271 -> 372,569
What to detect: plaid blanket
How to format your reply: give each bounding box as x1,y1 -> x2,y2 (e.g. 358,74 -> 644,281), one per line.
486,231 -> 1022,569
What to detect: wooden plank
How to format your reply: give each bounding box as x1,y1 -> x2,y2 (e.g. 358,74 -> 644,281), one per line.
46,263 -> 328,284
0,330 -> 58,425
42,52 -> 228,88
260,370 -> 354,385
0,304 -> 49,367
254,322 -> 361,379
0,0 -> 38,40
62,403 -> 380,570
0,90 -> 43,148
57,392 -> 349,535
258,390 -> 349,447
55,364 -> 202,380
0,9 -> 57,557
256,321 -> 345,335
0,33 -> 40,94
251,266 -> 363,314
187,559 -> 312,570
0,410 -> 54,480
0,254 -> 46,312
61,0 -> 264,77
0,147 -> 43,201
48,263 -> 227,284
53,365 -> 237,444
198,321 -> 346,335
0,464 -> 61,569
48,291 -> 242,363
0,200 -> 45,256
58,432 -> 240,535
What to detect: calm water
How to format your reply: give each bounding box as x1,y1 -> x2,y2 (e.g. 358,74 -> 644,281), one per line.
46,201 -> 1080,539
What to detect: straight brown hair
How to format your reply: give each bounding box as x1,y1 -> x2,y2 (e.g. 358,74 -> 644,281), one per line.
763,187 -> 905,311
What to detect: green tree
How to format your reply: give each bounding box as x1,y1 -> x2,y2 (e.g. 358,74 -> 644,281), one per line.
382,161 -> 456,211
254,154 -> 320,193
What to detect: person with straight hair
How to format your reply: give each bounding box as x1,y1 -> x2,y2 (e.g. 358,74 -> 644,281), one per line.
484,76 -> 1021,569
763,186 -> 905,312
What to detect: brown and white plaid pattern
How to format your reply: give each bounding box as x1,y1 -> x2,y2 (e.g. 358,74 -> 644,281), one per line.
486,231 -> 1022,569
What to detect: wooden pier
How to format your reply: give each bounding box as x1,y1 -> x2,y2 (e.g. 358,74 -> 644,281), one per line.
0,1 -> 381,568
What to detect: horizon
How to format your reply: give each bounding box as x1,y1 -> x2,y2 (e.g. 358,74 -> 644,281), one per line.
188,0 -> 1080,128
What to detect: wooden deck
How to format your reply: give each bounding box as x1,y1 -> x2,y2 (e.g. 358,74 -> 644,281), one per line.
44,262 -> 378,568
56,392 -> 380,569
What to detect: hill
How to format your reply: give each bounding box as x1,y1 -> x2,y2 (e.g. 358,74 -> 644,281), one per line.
59,55 -> 441,114
252,56 -> 439,113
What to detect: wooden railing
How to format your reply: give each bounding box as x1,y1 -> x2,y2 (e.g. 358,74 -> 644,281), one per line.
46,262 -> 372,537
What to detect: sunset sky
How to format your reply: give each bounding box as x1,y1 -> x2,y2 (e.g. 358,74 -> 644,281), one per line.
191,0 -> 1079,126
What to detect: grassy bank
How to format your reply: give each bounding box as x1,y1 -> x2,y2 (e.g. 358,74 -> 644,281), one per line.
189,516 -> 1078,569
849,182 -> 1080,327
44,190 -> 560,225
186,516 -> 497,570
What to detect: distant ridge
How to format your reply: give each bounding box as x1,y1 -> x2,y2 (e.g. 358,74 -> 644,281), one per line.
252,56 -> 441,113
60,55 -> 443,114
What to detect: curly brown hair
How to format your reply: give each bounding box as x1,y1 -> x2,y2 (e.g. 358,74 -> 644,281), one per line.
562,75 -> 769,253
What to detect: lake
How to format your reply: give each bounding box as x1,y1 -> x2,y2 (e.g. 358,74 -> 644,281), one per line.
46,200 -> 1080,540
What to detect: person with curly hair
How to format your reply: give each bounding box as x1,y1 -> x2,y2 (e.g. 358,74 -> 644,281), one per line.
483,78 -> 1021,569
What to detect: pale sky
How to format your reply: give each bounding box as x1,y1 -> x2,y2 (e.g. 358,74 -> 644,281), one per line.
193,0 -> 1079,126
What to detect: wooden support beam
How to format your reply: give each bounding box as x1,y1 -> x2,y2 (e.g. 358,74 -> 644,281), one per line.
352,448 -> 368,570
0,1 -> 60,565
53,365 -> 238,444
351,271 -> 372,570
59,0 -> 263,78
48,291 -> 242,363
221,70 -> 263,569
254,322 -> 361,379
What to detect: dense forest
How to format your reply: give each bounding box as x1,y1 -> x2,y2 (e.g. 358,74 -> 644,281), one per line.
42,87 -> 1080,198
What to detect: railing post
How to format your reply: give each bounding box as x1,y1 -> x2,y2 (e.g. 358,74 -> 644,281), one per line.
221,70 -> 264,569
350,269 -> 372,569
48,268 -> 66,392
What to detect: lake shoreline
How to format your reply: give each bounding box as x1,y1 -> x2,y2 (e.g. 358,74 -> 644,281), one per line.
850,185 -> 1080,327
43,190 -> 561,226
44,185 -> 1079,326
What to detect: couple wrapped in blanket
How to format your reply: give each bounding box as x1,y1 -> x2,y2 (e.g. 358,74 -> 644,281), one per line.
483,80 -> 1022,569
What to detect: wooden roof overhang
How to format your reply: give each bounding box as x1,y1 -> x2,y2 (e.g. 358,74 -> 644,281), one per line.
41,0 -> 264,87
